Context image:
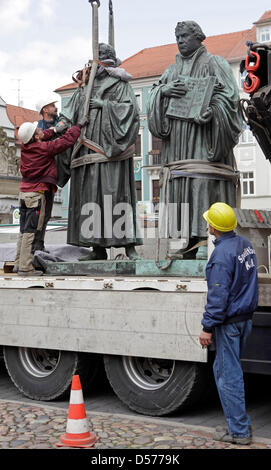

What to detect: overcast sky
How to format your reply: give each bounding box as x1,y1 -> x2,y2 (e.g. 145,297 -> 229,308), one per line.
0,0 -> 270,111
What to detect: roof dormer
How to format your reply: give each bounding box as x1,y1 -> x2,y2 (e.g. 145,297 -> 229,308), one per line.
254,11 -> 271,43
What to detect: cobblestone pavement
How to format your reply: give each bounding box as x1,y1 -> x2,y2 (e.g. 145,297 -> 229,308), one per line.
0,400 -> 270,450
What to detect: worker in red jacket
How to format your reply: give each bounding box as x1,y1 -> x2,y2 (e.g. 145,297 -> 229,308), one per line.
14,120 -> 84,276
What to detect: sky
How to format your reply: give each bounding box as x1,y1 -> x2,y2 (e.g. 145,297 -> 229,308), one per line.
0,0 -> 270,111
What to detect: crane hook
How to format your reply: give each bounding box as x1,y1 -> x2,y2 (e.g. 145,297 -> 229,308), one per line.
88,0 -> 100,7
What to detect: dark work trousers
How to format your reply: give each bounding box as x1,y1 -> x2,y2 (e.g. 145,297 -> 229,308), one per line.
33,188 -> 54,252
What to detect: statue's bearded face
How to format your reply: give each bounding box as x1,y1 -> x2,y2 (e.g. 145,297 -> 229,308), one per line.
99,45 -> 109,61
175,26 -> 202,57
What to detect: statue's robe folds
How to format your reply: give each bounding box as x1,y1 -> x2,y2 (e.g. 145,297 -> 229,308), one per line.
147,46 -> 243,239
57,74 -> 142,248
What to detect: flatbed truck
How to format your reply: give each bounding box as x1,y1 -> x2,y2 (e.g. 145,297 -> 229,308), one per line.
0,209 -> 270,416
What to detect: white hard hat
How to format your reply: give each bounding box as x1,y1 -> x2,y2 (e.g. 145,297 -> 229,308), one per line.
18,121 -> 38,144
36,97 -> 58,114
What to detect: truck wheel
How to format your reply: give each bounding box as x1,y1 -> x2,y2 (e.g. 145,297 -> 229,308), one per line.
104,355 -> 210,416
3,346 -> 101,401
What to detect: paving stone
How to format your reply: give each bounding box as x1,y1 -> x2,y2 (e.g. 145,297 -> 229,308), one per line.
133,436 -> 152,445
0,400 -> 270,450
10,440 -> 27,447
0,436 -> 13,442
0,425 -> 8,435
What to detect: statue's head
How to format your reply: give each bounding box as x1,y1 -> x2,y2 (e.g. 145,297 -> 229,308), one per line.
99,43 -> 117,63
175,21 -> 206,57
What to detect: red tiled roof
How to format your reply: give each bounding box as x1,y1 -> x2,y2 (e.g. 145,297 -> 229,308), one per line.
6,104 -> 40,140
122,28 -> 257,79
56,11 -> 270,89
56,30 -> 256,89
254,10 -> 271,25
55,82 -> 78,92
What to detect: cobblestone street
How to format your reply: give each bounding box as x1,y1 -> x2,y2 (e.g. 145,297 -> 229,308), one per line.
0,400 -> 270,451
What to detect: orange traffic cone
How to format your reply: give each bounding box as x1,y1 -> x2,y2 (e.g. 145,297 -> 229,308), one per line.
56,375 -> 99,448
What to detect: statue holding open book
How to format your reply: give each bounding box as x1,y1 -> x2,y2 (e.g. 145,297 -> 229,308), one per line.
147,21 -> 243,258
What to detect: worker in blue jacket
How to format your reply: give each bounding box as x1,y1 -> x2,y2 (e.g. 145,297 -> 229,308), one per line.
36,97 -> 59,131
34,97 -> 65,252
199,202 -> 258,445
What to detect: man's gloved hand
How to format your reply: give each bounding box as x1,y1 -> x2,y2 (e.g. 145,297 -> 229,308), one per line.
54,122 -> 69,134
77,116 -> 89,128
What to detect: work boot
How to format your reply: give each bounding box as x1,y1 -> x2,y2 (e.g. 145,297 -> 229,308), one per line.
125,246 -> 141,260
78,247 -> 107,261
18,269 -> 44,277
214,425 -> 252,445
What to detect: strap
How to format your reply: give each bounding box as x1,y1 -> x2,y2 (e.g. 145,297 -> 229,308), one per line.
163,159 -> 240,186
158,160 -> 240,240
155,240 -> 207,271
71,137 -> 106,159
70,144 -> 135,169
167,240 -> 207,258
79,137 -> 105,156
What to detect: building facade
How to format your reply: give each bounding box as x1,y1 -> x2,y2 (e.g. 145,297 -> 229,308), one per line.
56,11 -> 271,216
0,98 -> 63,223
0,97 -> 20,224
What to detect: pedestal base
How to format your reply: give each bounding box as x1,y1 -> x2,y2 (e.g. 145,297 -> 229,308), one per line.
44,259 -> 207,278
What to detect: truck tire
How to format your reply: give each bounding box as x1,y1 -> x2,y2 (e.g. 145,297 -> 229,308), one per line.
3,347 -> 101,401
104,355 -> 210,416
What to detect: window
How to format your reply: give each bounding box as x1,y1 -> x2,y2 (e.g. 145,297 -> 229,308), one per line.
152,179 -> 160,211
240,124 -> 254,144
241,172 -> 255,196
134,91 -> 142,112
152,135 -> 163,153
134,134 -> 142,156
136,181 -> 142,202
259,26 -> 271,43
148,135 -> 162,165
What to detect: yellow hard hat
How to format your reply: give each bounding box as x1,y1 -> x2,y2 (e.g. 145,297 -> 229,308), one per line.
203,202 -> 237,232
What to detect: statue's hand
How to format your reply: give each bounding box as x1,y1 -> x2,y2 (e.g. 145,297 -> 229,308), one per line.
162,80 -> 187,98
194,107 -> 213,125
90,98 -> 103,109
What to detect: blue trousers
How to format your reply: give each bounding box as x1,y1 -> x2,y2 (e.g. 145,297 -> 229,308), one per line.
213,320 -> 252,438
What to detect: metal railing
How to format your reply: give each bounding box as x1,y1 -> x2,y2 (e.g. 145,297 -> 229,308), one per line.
148,151 -> 161,166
